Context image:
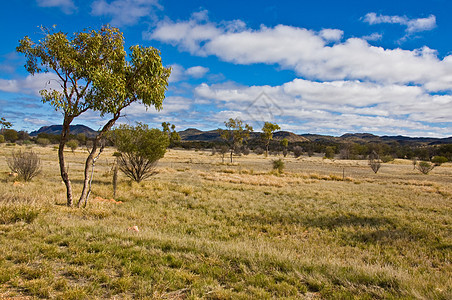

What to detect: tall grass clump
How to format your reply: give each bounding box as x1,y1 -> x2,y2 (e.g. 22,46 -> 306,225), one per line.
7,150 -> 41,181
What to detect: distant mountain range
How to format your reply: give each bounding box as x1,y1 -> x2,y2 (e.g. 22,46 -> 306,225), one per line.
30,125 -> 98,138
30,125 -> 452,145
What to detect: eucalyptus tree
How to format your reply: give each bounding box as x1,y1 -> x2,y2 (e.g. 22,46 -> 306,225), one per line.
261,122 -> 280,157
220,118 -> 253,163
17,26 -> 171,207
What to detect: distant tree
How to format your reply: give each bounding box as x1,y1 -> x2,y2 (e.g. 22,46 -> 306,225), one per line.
18,25 -> 170,207
368,150 -> 382,174
431,156 -> 448,166
17,131 -> 30,141
76,133 -> 87,145
7,150 -> 41,181
219,118 -> 253,163
293,146 -> 303,158
3,129 -> 18,142
67,139 -> 79,153
254,147 -> 264,155
0,135 -> 4,143
261,122 -> 280,157
218,145 -> 229,163
162,122 -> 181,147
36,138 -> 50,146
416,161 -> 435,174
324,146 -> 335,159
111,123 -> 169,183
280,138 -> 289,157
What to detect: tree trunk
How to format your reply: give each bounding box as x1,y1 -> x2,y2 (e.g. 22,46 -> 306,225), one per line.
230,149 -> 233,163
78,113 -> 120,207
59,115 -> 74,207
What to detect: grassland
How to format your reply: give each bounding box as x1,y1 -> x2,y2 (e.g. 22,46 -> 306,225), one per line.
0,144 -> 451,299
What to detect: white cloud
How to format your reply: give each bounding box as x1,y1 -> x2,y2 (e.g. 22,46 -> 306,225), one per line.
362,32 -> 382,41
24,118 -> 51,126
36,0 -> 77,14
363,12 -> 436,33
147,15 -> 452,91
0,73 -> 61,96
91,0 -> 161,26
319,29 -> 343,42
168,64 -> 209,82
194,79 -> 452,137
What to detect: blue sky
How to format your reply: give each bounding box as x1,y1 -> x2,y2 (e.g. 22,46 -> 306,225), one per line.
1,0 -> 451,137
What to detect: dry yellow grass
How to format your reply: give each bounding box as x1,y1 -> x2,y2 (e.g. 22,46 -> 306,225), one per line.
0,145 -> 451,299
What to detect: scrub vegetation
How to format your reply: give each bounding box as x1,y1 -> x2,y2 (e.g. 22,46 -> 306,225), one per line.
0,144 -> 451,299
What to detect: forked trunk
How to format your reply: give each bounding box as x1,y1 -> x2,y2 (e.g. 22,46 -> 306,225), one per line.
78,113 -> 120,207
59,115 -> 74,207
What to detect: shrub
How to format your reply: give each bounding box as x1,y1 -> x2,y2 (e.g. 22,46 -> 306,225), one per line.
272,158 -> 285,173
431,156 -> 448,166
282,148 -> 288,157
324,146 -> 335,159
293,146 -> 303,158
416,161 -> 435,174
381,155 -> 394,163
111,123 -> 169,183
7,150 -> 41,181
66,139 -> 79,153
0,134 -> 4,143
368,151 -> 381,174
36,138 -> 50,146
242,147 -> 250,156
254,147 -> 264,155
3,129 -> 18,142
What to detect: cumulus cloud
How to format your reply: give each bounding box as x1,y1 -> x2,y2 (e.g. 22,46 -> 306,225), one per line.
36,0 -> 77,14
147,14 -> 452,92
363,12 -> 436,33
168,64 -> 209,82
0,73 -> 61,96
91,0 -> 161,26
194,79 -> 452,137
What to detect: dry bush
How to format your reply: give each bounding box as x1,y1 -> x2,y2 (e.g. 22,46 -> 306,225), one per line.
368,151 -> 381,174
416,161 -> 435,174
293,146 -> 303,158
7,150 -> 41,181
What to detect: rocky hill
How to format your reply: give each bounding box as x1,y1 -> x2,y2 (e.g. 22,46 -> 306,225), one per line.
30,125 -> 98,138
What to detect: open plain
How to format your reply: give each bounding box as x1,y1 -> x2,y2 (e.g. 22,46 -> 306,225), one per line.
0,145 -> 451,299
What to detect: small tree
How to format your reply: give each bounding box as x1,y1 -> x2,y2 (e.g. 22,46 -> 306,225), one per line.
36,138 -> 50,146
162,122 -> 181,148
218,145 -> 229,163
111,123 -> 169,183
293,146 -> 303,158
368,150 -> 381,174
261,122 -> 280,157
280,138 -> 289,157
18,25 -> 170,207
324,146 -> 335,159
219,118 -> 253,163
7,150 -> 41,181
431,156 -> 448,166
3,129 -> 18,143
416,161 -> 435,174
272,158 -> 285,174
0,135 -> 4,143
67,139 -> 79,153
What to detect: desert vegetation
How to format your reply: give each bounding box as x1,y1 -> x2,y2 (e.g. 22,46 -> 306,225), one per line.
1,143 -> 451,299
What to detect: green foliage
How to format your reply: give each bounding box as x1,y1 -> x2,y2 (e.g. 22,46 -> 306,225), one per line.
0,117 -> 12,129
66,139 -> 79,153
162,122 -> 181,147
416,161 -> 435,174
0,134 -> 4,143
220,118 -> 253,163
261,122 -> 281,156
111,123 -> 169,182
76,133 -> 87,145
381,155 -> 394,163
280,138 -> 289,148
0,205 -> 40,224
7,150 -> 41,181
431,156 -> 448,166
324,146 -> 335,159
272,158 -> 285,173
36,138 -> 50,146
3,129 -> 18,142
